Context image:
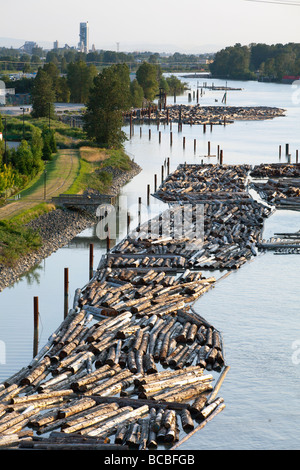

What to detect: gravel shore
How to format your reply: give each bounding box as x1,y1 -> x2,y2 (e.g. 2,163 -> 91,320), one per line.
0,160 -> 141,292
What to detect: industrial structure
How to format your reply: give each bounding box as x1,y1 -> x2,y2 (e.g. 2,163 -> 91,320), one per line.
78,21 -> 89,53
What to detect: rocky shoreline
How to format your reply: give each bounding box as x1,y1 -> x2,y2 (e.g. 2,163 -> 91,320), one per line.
0,160 -> 142,292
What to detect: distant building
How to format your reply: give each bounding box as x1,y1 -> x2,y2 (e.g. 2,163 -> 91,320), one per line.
20,41 -> 38,55
79,22 -> 89,53
53,40 -> 59,50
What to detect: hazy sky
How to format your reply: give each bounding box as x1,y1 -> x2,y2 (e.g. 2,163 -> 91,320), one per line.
1,0 -> 299,53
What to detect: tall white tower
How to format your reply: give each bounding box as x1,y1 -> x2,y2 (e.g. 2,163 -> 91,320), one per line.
79,22 -> 89,53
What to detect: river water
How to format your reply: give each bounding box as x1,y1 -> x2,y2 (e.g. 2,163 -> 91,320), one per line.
0,75 -> 299,450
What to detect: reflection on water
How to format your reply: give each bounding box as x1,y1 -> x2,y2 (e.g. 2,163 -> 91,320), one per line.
0,77 -> 299,449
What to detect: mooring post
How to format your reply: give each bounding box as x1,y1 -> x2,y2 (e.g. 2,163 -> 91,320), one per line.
183,136 -> 185,149
170,132 -> 173,146
203,124 -> 206,133
127,213 -> 130,234
161,165 -> 164,183
138,197 -> 141,226
89,243 -> 94,280
194,139 -> 196,153
208,141 -> 211,156
167,157 -> 170,175
159,131 -> 161,143
286,143 -> 289,155
130,114 -> 132,138
220,150 -> 223,165
33,296 -> 39,357
154,174 -> 157,192
149,129 -> 151,140
296,150 -> 299,163
140,127 -> 142,138
147,184 -> 150,205
279,145 -> 281,158
106,230 -> 110,252
64,267 -> 69,318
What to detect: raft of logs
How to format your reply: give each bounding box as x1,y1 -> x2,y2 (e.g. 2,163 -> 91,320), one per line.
3,161 -> 282,450
0,285 -> 227,449
145,164 -> 272,270
250,164 -> 300,210
124,105 -> 285,126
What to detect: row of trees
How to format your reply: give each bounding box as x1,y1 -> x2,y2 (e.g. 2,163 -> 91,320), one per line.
83,63 -> 185,149
0,114 -> 57,195
31,60 -> 186,114
210,43 -> 300,81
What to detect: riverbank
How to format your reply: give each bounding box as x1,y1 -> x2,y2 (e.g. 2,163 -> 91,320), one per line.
0,160 -> 141,292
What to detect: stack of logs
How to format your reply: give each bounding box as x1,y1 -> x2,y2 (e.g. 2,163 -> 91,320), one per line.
250,164 -> 300,210
153,164 -> 252,203
110,164 -> 272,271
0,285 -> 226,448
123,105 -> 285,126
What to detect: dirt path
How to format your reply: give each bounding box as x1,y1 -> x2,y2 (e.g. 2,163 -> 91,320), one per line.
0,149 -> 80,220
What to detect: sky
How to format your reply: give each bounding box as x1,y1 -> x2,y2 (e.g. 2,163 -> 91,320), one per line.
0,0 -> 300,53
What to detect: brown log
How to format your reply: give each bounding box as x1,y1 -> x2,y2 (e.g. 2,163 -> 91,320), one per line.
180,408 -> 194,432
85,405 -> 149,437
57,397 -> 97,419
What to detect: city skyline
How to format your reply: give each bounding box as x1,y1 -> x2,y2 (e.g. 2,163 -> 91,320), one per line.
0,0 -> 299,54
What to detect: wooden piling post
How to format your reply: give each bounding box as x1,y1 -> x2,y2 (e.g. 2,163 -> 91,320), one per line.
147,184 -> 150,206
64,268 -> 69,318
89,244 -> 94,280
167,157 -> 170,175
106,229 -> 110,252
220,150 -> 223,165
154,174 -> 157,192
33,296 -> 39,357
161,165 -> 164,183
170,132 -> 173,146
140,127 -> 142,138
208,141 -> 211,156
279,145 -> 281,158
159,131 -> 161,143
194,139 -> 196,153
138,197 -> 142,226
286,143 -> 289,155
127,213 -> 130,234
183,137 -> 185,149
130,114 -> 132,138
203,124 -> 206,133
296,150 -> 299,164
149,129 -> 151,140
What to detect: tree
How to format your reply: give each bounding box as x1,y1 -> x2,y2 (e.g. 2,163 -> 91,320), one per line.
31,68 -> 55,119
41,126 -> 56,161
130,79 -> 144,108
83,64 -> 131,148
136,62 -> 161,101
67,61 -> 98,103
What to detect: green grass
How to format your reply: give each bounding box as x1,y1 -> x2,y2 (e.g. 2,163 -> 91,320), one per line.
17,154 -> 59,199
65,146 -> 132,194
4,115 -> 86,148
0,219 -> 42,267
10,202 -> 56,225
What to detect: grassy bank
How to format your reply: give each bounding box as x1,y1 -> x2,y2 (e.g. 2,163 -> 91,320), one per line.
4,115 -> 85,148
0,219 -> 42,267
65,146 -> 133,194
